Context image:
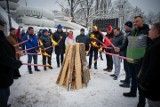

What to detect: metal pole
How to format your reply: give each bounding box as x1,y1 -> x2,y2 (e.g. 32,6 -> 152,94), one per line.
6,0 -> 12,29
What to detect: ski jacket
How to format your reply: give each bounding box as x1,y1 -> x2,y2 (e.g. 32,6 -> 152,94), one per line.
120,24 -> 150,63
53,31 -> 67,54
23,32 -> 39,53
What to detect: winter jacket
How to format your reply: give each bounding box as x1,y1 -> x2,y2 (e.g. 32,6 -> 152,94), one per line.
65,37 -> 75,45
40,35 -> 53,53
76,34 -> 89,44
104,31 -> 113,47
0,30 -> 19,88
112,33 -> 124,54
76,34 -> 89,50
138,36 -> 160,101
121,31 -> 132,57
6,34 -> 20,60
104,37 -> 112,47
53,31 -> 67,54
120,24 -> 150,63
23,32 -> 39,53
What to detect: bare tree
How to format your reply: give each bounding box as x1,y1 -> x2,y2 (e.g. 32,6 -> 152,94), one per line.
67,0 -> 81,21
76,0 -> 95,27
56,0 -> 80,21
145,12 -> 160,25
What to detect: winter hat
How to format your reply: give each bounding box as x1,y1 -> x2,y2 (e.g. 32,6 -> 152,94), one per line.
57,24 -> 62,29
0,19 -> 6,26
107,25 -> 112,32
125,21 -> 133,28
80,28 -> 85,32
42,29 -> 48,34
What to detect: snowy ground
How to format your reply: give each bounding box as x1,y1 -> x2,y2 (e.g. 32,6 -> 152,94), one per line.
8,54 -> 144,107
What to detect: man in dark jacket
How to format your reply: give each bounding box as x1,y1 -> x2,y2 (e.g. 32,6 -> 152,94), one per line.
89,25 -> 103,69
40,29 -> 53,70
138,22 -> 160,107
53,24 -> 67,67
76,28 -> 89,51
23,27 -> 40,74
110,27 -> 124,80
0,19 -> 22,107
119,21 -> 133,88
115,16 -> 150,107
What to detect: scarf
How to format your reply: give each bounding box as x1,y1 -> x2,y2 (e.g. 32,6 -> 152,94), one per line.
68,34 -> 73,39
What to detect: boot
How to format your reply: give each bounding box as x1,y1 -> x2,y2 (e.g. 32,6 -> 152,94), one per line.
48,66 -> 53,69
35,68 -> 40,72
123,92 -> 136,97
103,67 -> 109,71
119,83 -> 130,88
94,63 -> 97,69
44,67 -> 47,71
28,70 -> 33,74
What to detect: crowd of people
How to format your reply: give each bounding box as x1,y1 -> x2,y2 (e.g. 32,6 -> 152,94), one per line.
0,15 -> 160,107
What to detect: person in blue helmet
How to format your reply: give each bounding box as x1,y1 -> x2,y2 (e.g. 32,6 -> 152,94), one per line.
52,24 -> 67,67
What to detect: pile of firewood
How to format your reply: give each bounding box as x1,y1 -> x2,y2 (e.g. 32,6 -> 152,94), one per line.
56,43 -> 90,91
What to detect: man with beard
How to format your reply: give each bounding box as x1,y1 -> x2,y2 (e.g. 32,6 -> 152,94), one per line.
115,16 -> 150,107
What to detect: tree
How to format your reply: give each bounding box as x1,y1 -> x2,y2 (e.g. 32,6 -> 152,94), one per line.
76,0 -> 95,27
56,0 -> 80,21
67,0 -> 80,21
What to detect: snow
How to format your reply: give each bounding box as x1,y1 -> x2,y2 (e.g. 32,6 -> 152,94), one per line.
8,54 -> 142,107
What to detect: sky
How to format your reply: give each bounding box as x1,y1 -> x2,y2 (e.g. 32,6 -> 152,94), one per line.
18,0 -> 160,15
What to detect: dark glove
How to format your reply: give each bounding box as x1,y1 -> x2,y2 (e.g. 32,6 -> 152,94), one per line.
133,59 -> 142,65
39,45 -> 44,49
41,49 -> 45,53
14,60 -> 22,69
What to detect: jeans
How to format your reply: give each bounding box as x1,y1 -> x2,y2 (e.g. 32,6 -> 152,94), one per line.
148,99 -> 160,107
28,55 -> 38,71
89,48 -> 98,68
112,56 -> 121,77
0,88 -> 10,107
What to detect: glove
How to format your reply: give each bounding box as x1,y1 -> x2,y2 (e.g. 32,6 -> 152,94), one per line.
133,59 -> 142,65
41,49 -> 45,53
14,60 -> 22,69
39,45 -> 44,49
